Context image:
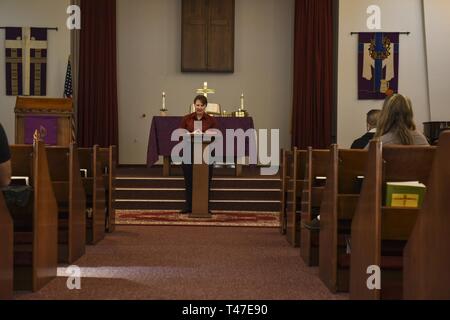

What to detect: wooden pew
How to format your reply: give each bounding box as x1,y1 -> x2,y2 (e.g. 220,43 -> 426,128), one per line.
404,131 -> 450,299
9,140 -> 58,292
285,148 -> 307,246
46,144 -> 86,263
279,149 -> 290,235
350,141 -> 435,300
78,146 -> 106,244
0,192 -> 13,300
300,148 -> 329,265
98,146 -> 117,233
319,146 -> 367,292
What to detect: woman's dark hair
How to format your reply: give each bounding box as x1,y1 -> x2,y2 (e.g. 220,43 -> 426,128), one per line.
194,95 -> 208,106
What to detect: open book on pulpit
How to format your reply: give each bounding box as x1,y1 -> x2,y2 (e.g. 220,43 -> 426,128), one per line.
187,129 -> 220,138
385,181 -> 427,208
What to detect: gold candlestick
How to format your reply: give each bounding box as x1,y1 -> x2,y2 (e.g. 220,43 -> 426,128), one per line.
240,93 -> 245,111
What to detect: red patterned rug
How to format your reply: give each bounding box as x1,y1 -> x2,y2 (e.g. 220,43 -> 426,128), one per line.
116,210 -> 279,228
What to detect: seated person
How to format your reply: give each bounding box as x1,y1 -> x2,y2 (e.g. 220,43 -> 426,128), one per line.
433,128 -> 450,146
179,95 -> 219,214
351,109 -> 380,149
369,94 -> 430,147
0,123 -> 11,188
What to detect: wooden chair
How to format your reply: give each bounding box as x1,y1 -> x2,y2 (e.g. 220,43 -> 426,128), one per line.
403,131 -> 450,299
300,148 -> 329,265
319,146 -> 367,292
9,139 -> 58,291
285,148 -> 307,246
78,146 -> 106,244
0,192 -> 13,300
46,144 -> 86,263
350,140 -> 436,300
98,146 -> 117,233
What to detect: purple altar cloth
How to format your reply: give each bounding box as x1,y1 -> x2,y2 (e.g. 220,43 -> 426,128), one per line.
24,116 -> 58,145
147,116 -> 255,166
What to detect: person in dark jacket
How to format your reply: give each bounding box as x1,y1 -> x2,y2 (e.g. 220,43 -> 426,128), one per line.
351,109 -> 381,149
0,123 -> 11,187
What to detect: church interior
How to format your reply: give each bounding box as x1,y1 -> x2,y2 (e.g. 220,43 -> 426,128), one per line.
0,0 -> 450,303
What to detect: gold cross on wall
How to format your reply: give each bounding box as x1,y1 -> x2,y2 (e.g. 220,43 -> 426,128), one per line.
196,82 -> 216,98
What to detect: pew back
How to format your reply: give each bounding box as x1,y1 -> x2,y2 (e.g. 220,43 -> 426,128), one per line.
286,148 -> 307,246
98,146 -> 117,233
319,146 -> 368,292
78,146 -> 106,244
280,149 -> 291,235
46,145 -> 86,263
404,131 -> 450,299
300,148 -> 329,265
0,192 -> 13,300
350,141 -> 436,300
9,140 -> 58,292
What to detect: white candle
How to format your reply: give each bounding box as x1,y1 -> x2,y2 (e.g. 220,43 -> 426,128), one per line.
162,92 -> 166,109
240,93 -> 244,110
204,82 -> 208,88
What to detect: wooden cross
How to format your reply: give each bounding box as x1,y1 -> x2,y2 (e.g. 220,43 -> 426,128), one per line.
5,27 -> 48,96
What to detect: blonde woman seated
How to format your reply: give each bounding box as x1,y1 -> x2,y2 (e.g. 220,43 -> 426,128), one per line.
366,94 -> 429,147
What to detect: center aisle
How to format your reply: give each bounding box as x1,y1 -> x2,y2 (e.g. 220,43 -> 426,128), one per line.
17,226 -> 348,300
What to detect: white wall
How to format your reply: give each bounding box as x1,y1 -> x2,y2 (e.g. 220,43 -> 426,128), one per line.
423,0 -> 450,121
0,0 -> 71,141
338,0 -> 431,148
117,0 -> 295,164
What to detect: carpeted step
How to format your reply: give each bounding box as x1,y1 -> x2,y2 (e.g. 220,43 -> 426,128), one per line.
114,200 -> 280,212
115,178 -> 184,189
116,189 -> 185,200
115,177 -> 281,189
117,165 -> 275,178
115,189 -> 281,201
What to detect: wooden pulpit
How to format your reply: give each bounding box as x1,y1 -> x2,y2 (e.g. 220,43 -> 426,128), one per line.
15,97 -> 74,146
190,134 -> 213,219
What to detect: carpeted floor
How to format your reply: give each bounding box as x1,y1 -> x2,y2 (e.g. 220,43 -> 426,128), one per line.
16,226 -> 348,300
116,210 -> 280,228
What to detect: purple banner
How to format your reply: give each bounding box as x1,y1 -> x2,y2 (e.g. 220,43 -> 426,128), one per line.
5,27 -> 47,96
24,116 -> 58,145
358,32 -> 400,100
5,27 -> 23,96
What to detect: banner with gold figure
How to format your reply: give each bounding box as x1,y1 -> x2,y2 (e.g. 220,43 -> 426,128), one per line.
358,32 -> 399,100
5,27 -> 48,96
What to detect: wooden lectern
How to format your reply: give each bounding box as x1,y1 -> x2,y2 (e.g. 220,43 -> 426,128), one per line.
190,134 -> 213,219
15,97 -> 74,146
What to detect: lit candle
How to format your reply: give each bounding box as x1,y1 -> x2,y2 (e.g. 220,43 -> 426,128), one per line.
240,93 -> 244,110
162,92 -> 166,110
204,82 -> 208,89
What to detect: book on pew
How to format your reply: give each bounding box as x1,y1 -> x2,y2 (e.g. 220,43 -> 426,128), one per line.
385,181 -> 426,208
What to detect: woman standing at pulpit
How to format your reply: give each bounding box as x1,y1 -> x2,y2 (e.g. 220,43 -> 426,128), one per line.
179,95 -> 218,214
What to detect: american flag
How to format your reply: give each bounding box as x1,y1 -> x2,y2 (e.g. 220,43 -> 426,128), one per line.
64,56 -> 76,142
64,56 -> 73,98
